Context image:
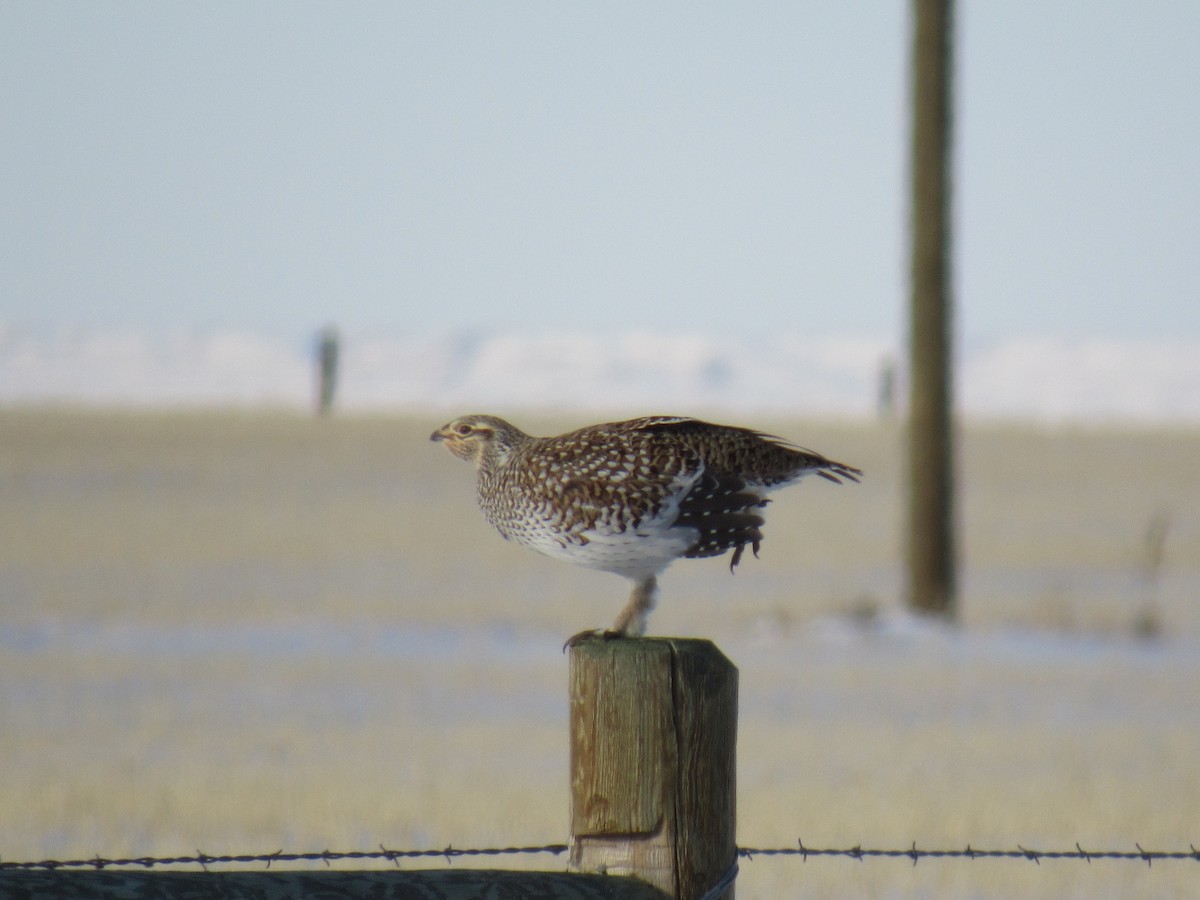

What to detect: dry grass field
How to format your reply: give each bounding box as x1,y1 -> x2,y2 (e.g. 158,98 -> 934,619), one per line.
2,409 -> 1199,898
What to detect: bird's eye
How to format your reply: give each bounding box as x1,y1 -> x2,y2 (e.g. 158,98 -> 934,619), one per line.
456,424 -> 473,436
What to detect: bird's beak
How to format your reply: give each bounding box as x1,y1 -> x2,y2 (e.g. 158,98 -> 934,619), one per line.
430,425 -> 448,442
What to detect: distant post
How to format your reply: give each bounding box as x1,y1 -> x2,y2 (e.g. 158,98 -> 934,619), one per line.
907,0 -> 957,617
315,324 -> 340,416
569,638 -> 737,900
878,356 -> 897,419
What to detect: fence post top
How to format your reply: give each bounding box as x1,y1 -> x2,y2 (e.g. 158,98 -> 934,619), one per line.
567,635 -> 737,671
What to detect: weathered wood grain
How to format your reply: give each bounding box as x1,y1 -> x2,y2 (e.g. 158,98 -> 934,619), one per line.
569,637 -> 738,900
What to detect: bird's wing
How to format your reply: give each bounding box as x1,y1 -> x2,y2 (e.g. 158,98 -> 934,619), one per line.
617,417 -> 862,486
521,427 -> 705,539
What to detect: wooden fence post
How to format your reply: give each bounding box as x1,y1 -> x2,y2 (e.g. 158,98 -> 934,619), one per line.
569,637 -> 738,900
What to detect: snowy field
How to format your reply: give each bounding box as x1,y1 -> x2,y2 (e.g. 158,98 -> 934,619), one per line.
3,326 -> 1200,423
2,409 -> 1199,898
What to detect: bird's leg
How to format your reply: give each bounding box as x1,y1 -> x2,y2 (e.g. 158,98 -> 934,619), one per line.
609,576 -> 658,638
563,576 -> 658,650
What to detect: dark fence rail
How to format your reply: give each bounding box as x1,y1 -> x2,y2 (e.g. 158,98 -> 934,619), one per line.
0,868 -> 668,900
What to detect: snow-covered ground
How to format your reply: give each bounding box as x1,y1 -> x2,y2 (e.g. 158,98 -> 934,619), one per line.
2,325 -> 1198,423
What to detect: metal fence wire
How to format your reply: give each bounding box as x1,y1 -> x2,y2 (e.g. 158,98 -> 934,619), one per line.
2,841 -> 1199,872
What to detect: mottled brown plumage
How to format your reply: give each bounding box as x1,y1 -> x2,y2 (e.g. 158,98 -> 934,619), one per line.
431,414 -> 860,637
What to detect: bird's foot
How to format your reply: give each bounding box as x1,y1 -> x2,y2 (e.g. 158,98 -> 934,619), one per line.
562,628 -> 625,652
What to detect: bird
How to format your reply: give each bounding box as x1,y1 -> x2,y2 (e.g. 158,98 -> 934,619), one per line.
431,414 -> 861,639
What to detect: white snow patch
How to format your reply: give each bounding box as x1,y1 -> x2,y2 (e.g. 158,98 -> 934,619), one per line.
2,325 -> 1197,423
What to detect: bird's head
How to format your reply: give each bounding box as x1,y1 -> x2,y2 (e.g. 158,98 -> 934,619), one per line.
430,414 -> 524,469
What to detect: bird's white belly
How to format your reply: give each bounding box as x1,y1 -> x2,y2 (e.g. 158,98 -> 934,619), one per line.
519,524 -> 697,581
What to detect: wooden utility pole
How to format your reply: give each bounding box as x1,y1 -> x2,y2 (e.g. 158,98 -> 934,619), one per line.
569,638 -> 738,900
907,0 -> 957,617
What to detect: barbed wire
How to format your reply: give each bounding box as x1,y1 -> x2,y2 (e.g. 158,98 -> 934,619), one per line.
0,844 -> 568,872
741,841 -> 1200,867
3,840 -> 1199,873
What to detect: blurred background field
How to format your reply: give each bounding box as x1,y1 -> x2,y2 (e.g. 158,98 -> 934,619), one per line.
2,408 -> 1198,898
6,4 -> 1200,896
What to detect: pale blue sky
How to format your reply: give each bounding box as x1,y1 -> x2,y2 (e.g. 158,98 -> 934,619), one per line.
2,2 -> 1197,346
